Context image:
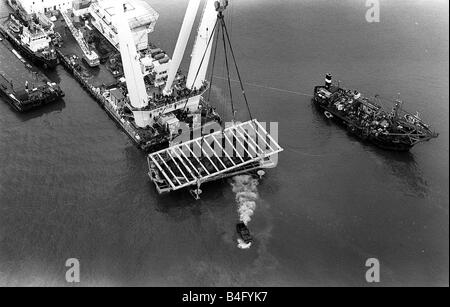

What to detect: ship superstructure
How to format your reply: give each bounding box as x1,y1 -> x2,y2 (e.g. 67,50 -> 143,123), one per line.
19,22 -> 51,52
88,0 -> 159,51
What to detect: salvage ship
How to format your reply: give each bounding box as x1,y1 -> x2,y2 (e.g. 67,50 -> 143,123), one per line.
0,13 -> 59,69
313,74 -> 438,151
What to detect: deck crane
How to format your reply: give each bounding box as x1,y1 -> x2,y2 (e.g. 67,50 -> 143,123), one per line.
147,0 -> 283,199
114,0 -> 150,128
163,0 -> 224,100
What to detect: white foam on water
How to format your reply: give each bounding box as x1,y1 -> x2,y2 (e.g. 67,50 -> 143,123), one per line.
230,175 -> 259,225
237,238 -> 252,249
231,175 -> 260,249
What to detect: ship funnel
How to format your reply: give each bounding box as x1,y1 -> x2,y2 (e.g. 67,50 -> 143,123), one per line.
325,73 -> 332,89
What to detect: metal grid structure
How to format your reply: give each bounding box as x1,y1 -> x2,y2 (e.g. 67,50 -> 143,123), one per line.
147,119 -> 283,193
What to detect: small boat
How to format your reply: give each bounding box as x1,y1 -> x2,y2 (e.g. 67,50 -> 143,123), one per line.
236,222 -> 253,244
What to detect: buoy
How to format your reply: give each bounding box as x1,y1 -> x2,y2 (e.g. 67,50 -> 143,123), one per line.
324,111 -> 333,119
257,170 -> 265,179
190,180 -> 202,200
190,188 -> 202,200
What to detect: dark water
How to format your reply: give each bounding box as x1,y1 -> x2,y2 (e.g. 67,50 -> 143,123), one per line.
0,0 -> 448,286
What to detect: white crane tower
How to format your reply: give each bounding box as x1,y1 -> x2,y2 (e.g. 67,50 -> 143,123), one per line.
114,0 -> 150,128
115,0 -> 228,128
163,0 -> 202,96
164,0 -> 229,94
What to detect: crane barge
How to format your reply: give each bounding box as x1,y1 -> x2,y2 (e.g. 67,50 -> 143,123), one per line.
33,0 -> 282,198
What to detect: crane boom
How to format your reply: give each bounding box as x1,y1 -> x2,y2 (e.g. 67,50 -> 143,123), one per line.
186,0 -> 220,90
163,0 -> 201,95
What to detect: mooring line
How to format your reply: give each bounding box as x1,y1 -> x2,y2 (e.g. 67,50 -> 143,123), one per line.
213,75 -> 313,97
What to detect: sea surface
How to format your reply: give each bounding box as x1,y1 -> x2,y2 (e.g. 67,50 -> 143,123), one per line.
0,0 -> 448,286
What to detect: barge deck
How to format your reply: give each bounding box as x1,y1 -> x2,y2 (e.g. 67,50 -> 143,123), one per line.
0,31 -> 64,112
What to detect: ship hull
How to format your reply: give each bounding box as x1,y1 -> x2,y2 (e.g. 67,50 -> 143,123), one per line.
0,90 -> 22,112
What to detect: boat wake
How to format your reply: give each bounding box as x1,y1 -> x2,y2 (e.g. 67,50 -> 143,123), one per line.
230,175 -> 259,249
237,238 -> 252,249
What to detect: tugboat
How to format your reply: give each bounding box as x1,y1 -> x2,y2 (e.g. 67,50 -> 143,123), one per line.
0,14 -> 58,69
236,222 -> 253,245
313,74 -> 439,151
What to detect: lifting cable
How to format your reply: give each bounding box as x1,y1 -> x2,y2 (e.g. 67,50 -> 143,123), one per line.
184,7 -> 254,125
182,18 -> 220,111
207,26 -> 220,102
220,16 -> 253,121
219,14 -> 236,122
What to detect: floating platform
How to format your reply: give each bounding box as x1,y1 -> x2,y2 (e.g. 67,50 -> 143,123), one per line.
147,119 -> 283,196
